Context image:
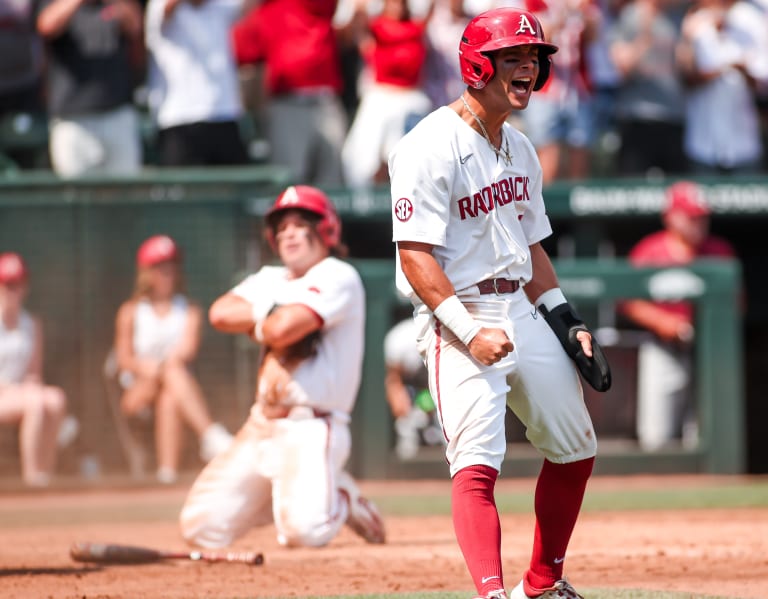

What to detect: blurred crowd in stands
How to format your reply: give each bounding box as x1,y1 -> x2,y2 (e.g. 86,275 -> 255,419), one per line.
1,0 -> 767,183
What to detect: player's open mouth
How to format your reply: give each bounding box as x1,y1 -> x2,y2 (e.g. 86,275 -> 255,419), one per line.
511,77 -> 532,94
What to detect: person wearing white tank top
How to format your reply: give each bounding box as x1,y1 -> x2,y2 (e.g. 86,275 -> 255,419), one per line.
0,252 -> 77,487
114,236 -> 233,484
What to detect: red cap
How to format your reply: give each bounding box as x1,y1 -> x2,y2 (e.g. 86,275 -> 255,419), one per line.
136,235 -> 181,267
664,181 -> 711,217
0,252 -> 28,284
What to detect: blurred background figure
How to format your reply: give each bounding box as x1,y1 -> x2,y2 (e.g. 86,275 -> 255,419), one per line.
422,0 -> 473,109
0,252 -> 78,487
520,0 -> 601,185
676,0 -> 768,175
583,0 -> 624,175
114,235 -> 233,484
608,0 -> 688,178
232,0 -> 349,186
36,0 -> 145,177
144,0 -> 250,166
341,0 -> 434,190
619,182 -> 738,451
383,316 -> 442,459
0,0 -> 47,171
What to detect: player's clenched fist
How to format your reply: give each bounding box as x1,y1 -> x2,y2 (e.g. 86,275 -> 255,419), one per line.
467,327 -> 514,366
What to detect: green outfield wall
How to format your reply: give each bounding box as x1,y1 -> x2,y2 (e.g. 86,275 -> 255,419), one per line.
0,170 -> 762,478
349,258 -> 744,478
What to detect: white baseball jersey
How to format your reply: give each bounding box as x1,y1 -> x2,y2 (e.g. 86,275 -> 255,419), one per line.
180,256 -> 367,549
231,256 -> 366,419
390,106 -> 551,299
0,310 -> 35,385
389,105 -> 596,476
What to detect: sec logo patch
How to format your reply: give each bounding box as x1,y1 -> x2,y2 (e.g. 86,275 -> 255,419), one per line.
394,198 -> 413,222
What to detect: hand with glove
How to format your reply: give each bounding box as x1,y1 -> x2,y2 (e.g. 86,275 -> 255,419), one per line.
537,290 -> 612,392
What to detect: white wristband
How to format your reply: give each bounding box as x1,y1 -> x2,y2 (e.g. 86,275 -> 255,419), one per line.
433,295 -> 481,346
252,301 -> 271,343
253,319 -> 265,344
535,288 -> 568,312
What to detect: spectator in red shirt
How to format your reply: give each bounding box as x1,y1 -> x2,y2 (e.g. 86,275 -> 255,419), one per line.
232,0 -> 350,186
341,0 -> 434,190
620,181 -> 738,451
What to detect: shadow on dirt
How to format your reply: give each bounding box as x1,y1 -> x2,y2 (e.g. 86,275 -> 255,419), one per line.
0,566 -> 102,576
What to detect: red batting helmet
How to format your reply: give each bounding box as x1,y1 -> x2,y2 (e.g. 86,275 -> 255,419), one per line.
459,8 -> 558,91
136,235 -> 181,267
265,185 -> 341,250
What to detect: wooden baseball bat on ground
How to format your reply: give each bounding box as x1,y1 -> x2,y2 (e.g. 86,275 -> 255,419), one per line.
70,541 -> 264,565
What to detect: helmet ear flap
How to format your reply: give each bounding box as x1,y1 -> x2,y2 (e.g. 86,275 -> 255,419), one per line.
477,53 -> 496,89
460,43 -> 496,89
316,210 -> 341,248
534,53 -> 552,90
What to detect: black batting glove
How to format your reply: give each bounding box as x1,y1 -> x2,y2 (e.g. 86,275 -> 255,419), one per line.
539,302 -> 612,392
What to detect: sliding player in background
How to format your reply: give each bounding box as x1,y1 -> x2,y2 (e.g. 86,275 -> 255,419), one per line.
180,185 -> 385,549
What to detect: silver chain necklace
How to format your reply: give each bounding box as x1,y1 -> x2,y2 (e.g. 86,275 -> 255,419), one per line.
460,95 -> 512,166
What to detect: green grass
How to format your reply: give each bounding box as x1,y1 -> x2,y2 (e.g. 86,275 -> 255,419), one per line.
582,483 -> 768,511
377,479 -> 768,516
2,479 -> 767,529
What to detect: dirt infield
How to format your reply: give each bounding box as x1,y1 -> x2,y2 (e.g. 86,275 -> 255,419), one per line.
1,475 -> 766,599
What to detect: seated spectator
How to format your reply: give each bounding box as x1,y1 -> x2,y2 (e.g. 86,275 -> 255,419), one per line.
114,235 -> 233,484
144,0 -> 250,166
422,0 -> 473,109
36,0 -> 145,177
619,182 -> 738,451
341,0 -> 434,190
232,0 -> 349,186
0,252 -> 78,487
0,0 -> 47,170
676,0 -> 768,175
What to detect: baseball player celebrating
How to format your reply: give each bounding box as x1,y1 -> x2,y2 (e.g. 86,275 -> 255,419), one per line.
179,185 -> 385,549
389,8 -> 610,599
